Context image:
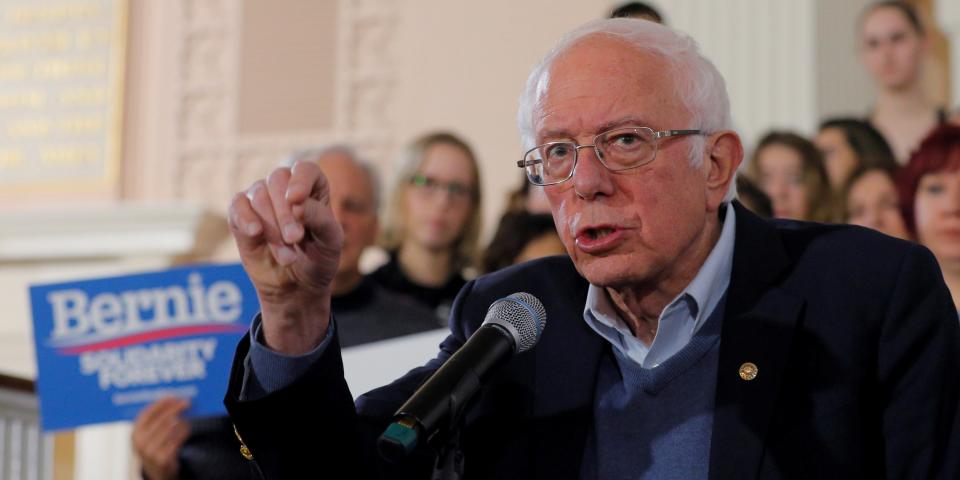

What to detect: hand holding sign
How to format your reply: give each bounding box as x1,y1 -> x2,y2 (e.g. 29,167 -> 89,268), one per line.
228,161 -> 343,355
132,397 -> 191,480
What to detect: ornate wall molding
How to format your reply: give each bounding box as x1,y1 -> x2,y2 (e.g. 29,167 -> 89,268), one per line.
174,0 -> 238,206
164,0 -> 401,211
936,0 -> 959,105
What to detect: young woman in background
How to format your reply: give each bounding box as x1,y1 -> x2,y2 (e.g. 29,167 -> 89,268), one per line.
750,131 -> 836,223
843,166 -> 909,240
860,1 -> 948,163
816,117 -> 897,191
374,132 -> 483,320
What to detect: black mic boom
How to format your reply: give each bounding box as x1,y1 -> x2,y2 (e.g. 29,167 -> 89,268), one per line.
377,292 -> 546,462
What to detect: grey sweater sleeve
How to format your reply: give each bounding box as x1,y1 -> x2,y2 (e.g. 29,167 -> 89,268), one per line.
238,314 -> 335,401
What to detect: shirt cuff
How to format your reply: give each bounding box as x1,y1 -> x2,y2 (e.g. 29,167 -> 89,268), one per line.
239,313 -> 335,400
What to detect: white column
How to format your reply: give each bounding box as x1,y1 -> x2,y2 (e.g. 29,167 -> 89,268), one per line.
936,0 -> 960,106
74,424 -> 134,480
813,0 -> 876,122
669,0 -> 879,152
669,0 -> 818,149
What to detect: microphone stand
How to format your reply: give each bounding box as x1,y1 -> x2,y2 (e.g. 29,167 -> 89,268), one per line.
430,377 -> 474,480
431,422 -> 464,480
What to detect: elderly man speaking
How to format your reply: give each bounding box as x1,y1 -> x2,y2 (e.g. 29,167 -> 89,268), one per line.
223,19 -> 959,479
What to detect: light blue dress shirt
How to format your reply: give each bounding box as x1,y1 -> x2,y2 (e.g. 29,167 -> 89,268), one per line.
243,206 -> 736,397
583,205 -> 736,368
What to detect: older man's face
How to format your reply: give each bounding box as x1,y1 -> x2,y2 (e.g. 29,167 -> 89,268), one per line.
317,153 -> 378,275
538,35 -> 715,289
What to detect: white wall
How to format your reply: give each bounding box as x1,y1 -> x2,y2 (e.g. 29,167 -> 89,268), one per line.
814,0 -> 877,123
390,0 -> 877,222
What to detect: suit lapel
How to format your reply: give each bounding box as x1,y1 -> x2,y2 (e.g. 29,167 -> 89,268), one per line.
530,265 -> 605,479
518,205 -> 803,479
709,204 -> 804,479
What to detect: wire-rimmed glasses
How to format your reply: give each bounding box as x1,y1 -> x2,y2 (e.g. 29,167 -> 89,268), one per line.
517,126 -> 702,186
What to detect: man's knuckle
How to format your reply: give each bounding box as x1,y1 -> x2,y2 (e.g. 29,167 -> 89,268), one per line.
267,167 -> 291,186
231,191 -> 247,206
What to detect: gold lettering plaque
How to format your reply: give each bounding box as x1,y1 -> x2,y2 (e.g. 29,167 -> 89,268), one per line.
0,0 -> 125,196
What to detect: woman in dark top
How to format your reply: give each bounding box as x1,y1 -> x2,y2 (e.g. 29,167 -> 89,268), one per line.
815,118 -> 897,192
749,131 -> 837,223
373,132 -> 483,321
859,1 -> 950,164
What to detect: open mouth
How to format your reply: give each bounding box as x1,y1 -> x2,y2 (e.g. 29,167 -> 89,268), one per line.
574,225 -> 626,252
586,227 -> 616,240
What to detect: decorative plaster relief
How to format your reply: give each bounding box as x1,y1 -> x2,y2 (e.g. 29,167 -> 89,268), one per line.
169,0 -> 400,207
182,32 -> 228,86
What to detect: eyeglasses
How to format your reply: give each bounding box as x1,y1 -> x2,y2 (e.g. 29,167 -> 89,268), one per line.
408,174 -> 475,202
517,126 -> 702,186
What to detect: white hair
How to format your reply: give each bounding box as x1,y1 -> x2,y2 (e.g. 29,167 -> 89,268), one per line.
283,145 -> 382,209
517,18 -> 738,202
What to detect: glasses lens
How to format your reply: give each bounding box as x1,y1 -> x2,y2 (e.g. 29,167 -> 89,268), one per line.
410,174 -> 431,187
525,142 -> 576,185
410,174 -> 474,201
445,182 -> 473,199
522,152 -> 546,185
598,128 -> 655,170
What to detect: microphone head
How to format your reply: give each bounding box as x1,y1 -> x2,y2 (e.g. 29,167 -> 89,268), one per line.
483,292 -> 546,353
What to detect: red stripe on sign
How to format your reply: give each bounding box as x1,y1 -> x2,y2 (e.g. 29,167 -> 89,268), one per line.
58,324 -> 248,355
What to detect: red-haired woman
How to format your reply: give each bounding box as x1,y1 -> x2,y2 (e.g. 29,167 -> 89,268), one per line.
898,124 -> 960,312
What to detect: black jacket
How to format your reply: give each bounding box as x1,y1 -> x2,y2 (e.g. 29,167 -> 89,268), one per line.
225,203 -> 960,479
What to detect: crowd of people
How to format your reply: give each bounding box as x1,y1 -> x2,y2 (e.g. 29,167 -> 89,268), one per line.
132,132 -> 565,479
613,2 -> 960,317
744,2 -> 960,314
132,1 -> 960,479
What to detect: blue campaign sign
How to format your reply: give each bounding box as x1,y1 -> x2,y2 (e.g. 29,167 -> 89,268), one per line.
29,263 -> 258,432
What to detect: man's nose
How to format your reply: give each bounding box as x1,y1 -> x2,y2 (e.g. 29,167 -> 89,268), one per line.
571,147 -> 615,200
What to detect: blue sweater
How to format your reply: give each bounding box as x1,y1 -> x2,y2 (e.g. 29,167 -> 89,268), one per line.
581,297 -> 724,479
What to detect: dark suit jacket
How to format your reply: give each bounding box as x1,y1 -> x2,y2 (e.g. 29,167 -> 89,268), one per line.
225,204 -> 960,479
175,416 -> 259,480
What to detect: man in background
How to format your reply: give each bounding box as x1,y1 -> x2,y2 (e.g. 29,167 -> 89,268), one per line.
287,147 -> 441,346
132,146 -> 438,480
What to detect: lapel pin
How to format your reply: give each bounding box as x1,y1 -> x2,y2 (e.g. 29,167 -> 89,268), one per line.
234,423 -> 254,460
739,362 -> 758,381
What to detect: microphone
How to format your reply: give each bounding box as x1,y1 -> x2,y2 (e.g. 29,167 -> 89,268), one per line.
377,292 -> 546,462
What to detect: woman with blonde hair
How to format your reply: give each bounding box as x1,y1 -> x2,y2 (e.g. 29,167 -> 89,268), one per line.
372,132 -> 483,320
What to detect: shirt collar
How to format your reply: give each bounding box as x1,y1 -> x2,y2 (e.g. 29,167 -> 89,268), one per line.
582,204 -> 736,361
683,203 -> 736,329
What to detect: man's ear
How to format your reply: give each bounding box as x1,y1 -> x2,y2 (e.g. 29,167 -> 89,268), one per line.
703,131 -> 743,207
